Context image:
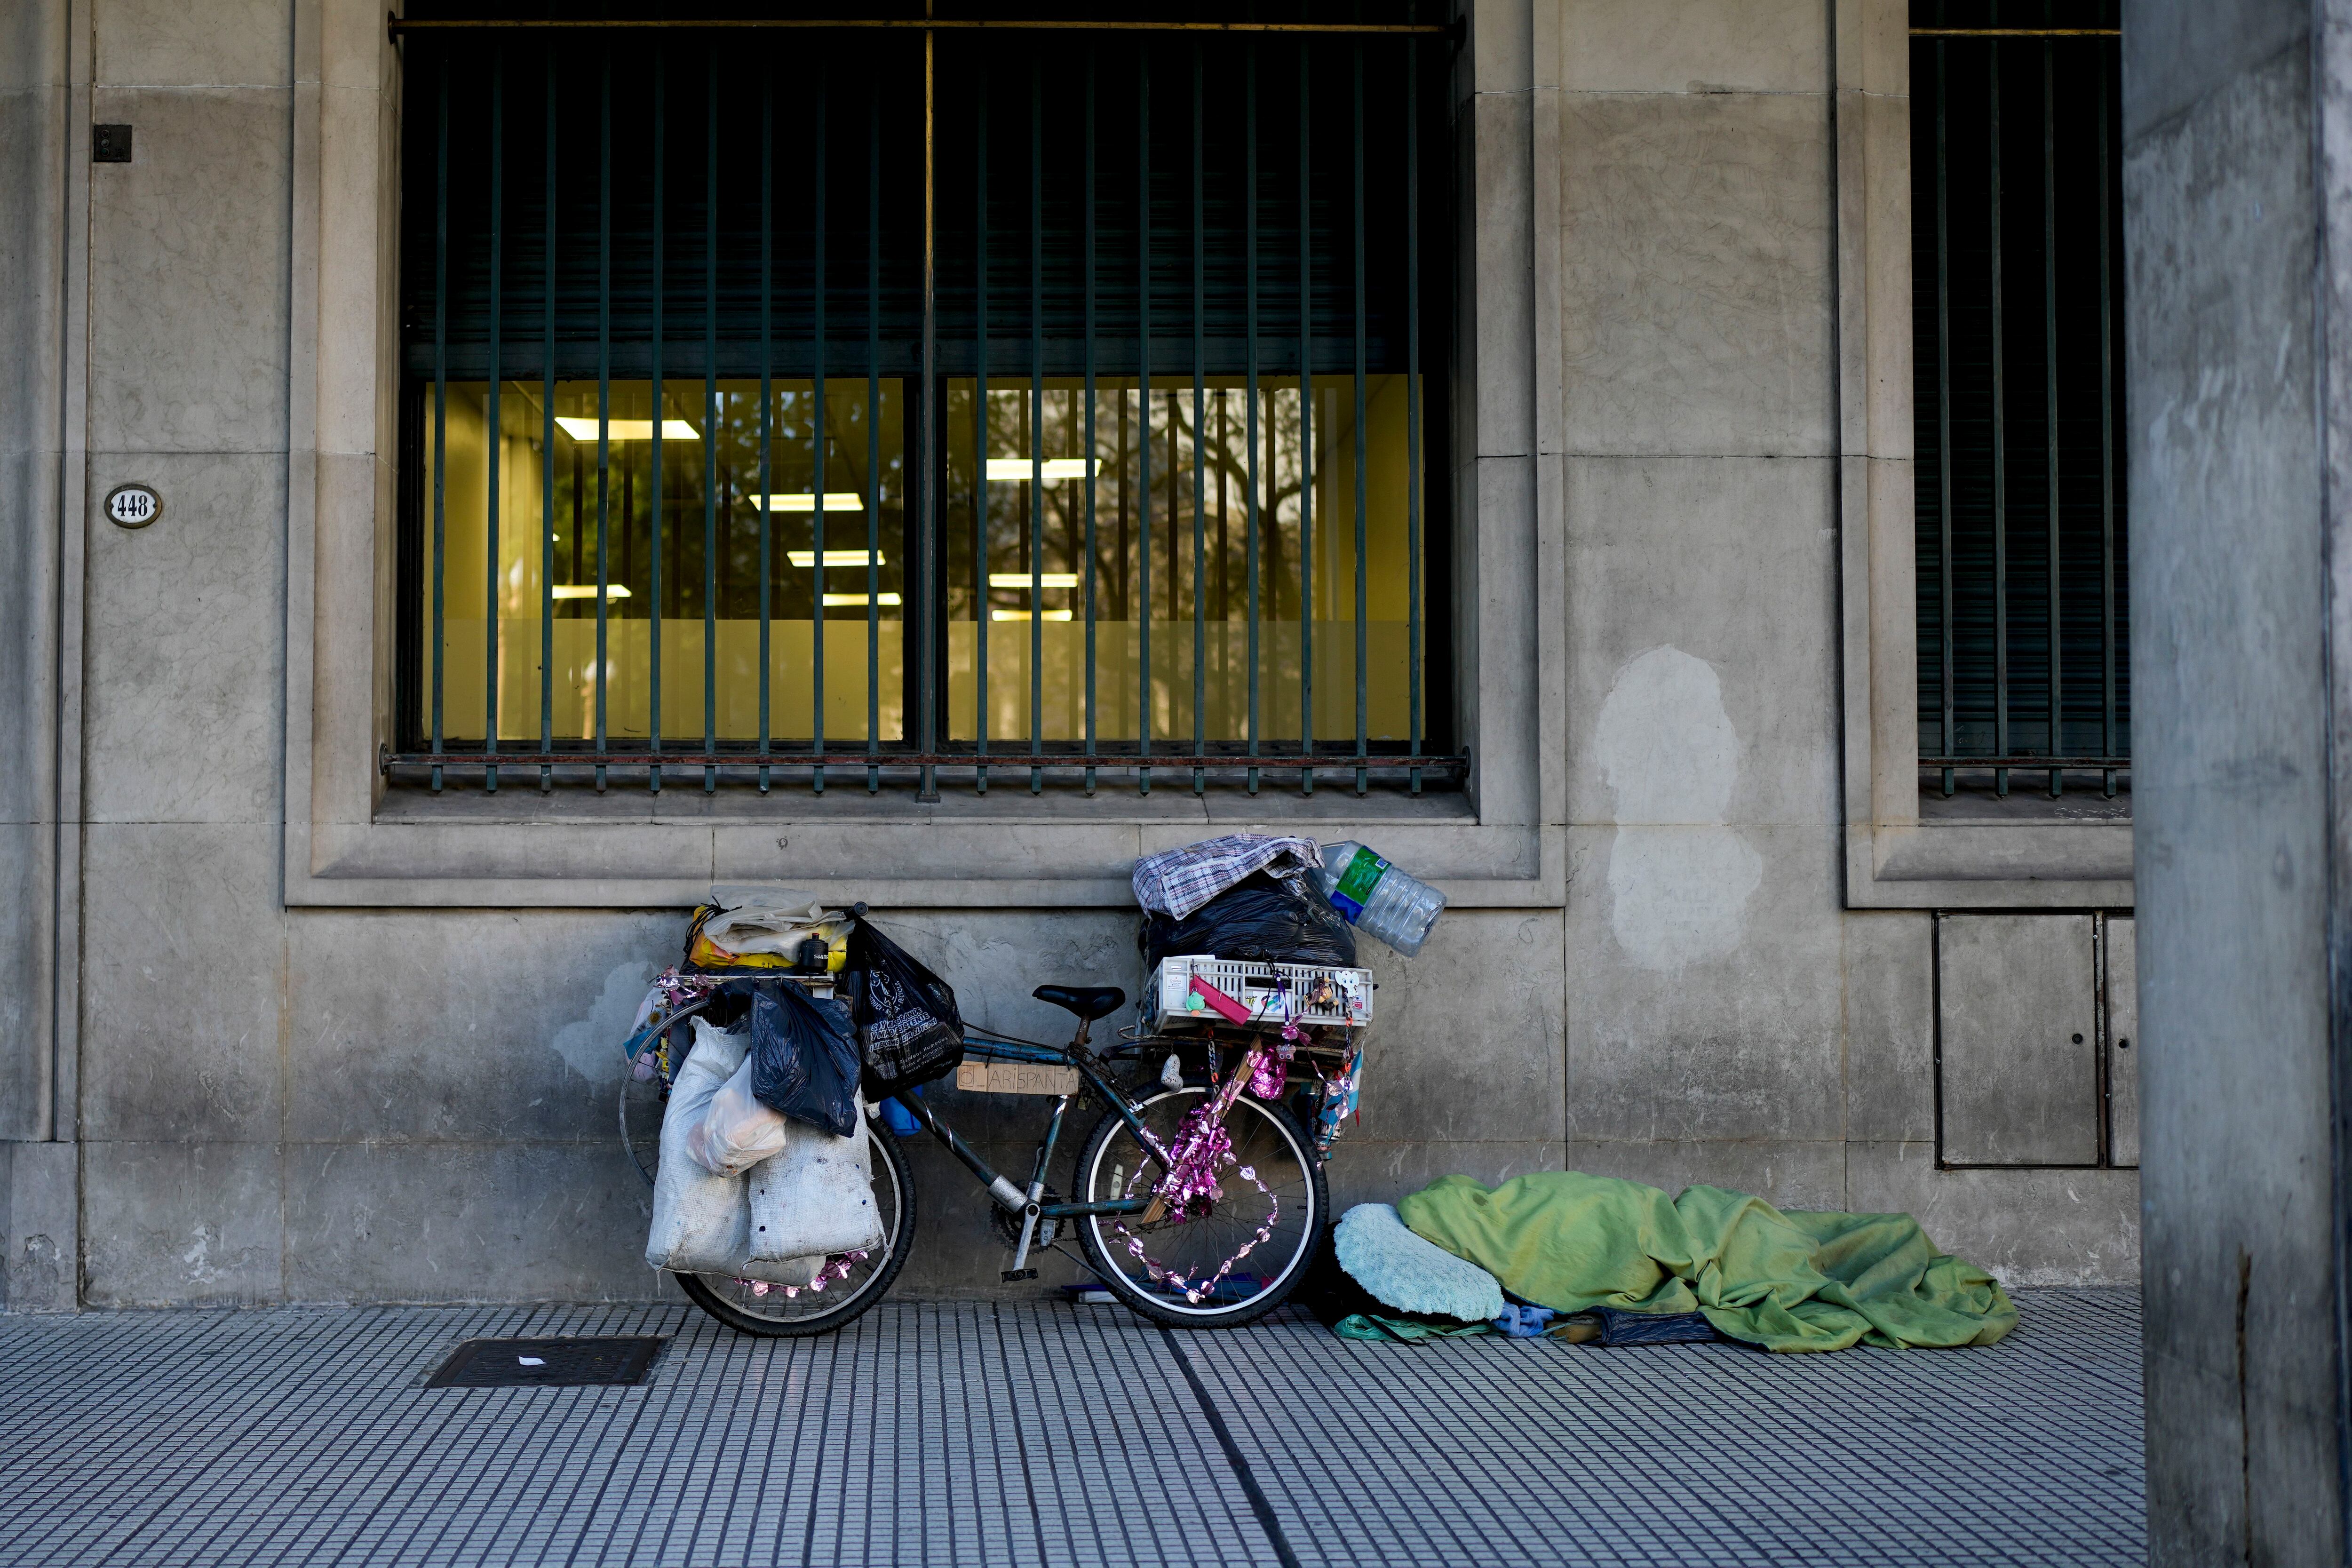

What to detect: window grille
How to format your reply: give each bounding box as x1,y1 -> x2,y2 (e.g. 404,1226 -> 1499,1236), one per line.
1911,2 -> 2126,799
389,7 -> 1456,800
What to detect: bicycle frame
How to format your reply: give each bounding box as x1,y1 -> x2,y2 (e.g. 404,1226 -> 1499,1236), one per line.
888,1036 -> 1157,1260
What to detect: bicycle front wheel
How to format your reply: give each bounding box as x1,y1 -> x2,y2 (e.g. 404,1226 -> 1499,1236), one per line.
673,1112 -> 917,1337
1076,1086 -> 1327,1329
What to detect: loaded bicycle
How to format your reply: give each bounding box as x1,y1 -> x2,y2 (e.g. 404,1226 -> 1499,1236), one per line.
620,907 -> 1369,1335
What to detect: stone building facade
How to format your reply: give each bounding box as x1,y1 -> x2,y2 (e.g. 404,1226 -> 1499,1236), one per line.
0,0 -> 2141,1310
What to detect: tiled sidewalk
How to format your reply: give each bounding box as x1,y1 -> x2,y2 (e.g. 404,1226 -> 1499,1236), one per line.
0,1289 -> 2143,1567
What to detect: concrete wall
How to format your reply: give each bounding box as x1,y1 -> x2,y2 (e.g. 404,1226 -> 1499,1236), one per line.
2127,0 -> 2351,1561
0,0 -> 2137,1311
0,0 -> 76,1311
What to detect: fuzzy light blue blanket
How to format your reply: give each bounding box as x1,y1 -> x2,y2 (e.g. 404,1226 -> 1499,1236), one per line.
1332,1202 -> 1505,1322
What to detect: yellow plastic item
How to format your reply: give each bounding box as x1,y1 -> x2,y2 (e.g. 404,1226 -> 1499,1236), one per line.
687,929 -> 793,971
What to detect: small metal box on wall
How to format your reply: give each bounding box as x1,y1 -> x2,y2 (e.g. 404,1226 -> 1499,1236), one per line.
1936,914 -> 2099,1165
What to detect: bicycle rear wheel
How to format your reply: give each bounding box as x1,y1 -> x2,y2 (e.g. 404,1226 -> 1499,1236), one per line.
673,1113 -> 917,1337
1075,1086 -> 1326,1329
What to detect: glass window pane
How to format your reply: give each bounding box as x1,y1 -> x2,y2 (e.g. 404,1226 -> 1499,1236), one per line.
418,378 -> 906,743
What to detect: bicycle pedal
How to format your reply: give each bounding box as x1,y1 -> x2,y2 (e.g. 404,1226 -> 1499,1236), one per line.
1000,1267 -> 1040,1282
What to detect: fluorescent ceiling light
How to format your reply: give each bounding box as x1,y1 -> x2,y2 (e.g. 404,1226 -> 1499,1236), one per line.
991,608 -> 1074,621
754,492 -> 866,512
988,572 -> 1081,589
823,592 -> 902,607
554,417 -> 701,441
985,457 -> 1095,482
551,584 -> 633,600
788,549 -> 887,568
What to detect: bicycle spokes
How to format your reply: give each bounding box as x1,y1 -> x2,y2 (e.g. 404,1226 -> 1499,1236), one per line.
1112,1155 -> 1279,1306
1112,1050 -> 1287,1306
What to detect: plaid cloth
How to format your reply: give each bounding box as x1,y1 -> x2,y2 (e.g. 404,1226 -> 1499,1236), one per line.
1132,833 -> 1321,920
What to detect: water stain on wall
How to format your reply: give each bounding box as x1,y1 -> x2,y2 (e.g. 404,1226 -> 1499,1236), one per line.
551,962 -> 656,1084
1594,645 -> 1761,971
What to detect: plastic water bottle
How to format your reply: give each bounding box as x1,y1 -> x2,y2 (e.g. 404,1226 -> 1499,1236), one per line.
1316,841 -> 1446,957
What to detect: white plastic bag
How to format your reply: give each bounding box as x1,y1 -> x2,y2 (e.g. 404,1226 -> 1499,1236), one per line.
747,1097 -> 885,1261
645,1019 -> 828,1284
686,1057 -> 791,1176
702,883 -> 827,957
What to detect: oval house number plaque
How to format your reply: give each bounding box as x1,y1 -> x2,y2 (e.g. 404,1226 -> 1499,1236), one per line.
104,483 -> 160,528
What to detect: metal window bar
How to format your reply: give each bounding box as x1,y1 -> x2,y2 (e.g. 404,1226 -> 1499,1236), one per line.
2040,34 -> 2060,799
1245,40 -> 1262,798
1191,45 -> 1208,798
1405,38 -> 1422,796
811,72 -> 827,796
595,48 -> 612,793
649,44 -> 666,796
1082,46 -> 1099,797
867,75 -> 884,796
1030,58 -> 1045,796
2097,59 -> 2116,798
703,46 -> 720,795
758,53 -> 774,795
1934,32 -> 1955,798
974,71 -> 990,794
394,17 -> 1450,32
539,49 -> 556,795
1988,41 -> 2006,798
1912,19 -> 2128,794
1137,47 -> 1154,797
391,23 -> 1461,796
429,56 -> 448,793
1351,39 -> 1368,798
485,48 -> 502,794
1297,39 -> 1314,796
918,25 -> 940,804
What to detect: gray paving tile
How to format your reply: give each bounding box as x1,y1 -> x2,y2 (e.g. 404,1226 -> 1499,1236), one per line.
0,1290 -> 2141,1567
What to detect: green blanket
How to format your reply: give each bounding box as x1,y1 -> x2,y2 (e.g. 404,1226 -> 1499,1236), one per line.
1397,1171 -> 2016,1353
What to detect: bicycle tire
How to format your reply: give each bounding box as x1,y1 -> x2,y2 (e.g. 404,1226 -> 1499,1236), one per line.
673,1114 -> 918,1337
1075,1086 -> 1327,1329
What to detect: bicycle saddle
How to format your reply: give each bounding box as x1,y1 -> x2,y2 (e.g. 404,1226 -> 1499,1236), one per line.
1033,984 -> 1126,1021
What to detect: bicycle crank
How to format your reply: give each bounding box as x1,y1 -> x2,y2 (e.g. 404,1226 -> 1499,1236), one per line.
991,1190 -> 1062,1251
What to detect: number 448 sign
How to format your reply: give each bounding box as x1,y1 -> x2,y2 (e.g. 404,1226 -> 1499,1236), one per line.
104,483 -> 160,528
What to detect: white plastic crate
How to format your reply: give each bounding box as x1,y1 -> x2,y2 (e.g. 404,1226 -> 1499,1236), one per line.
1146,955 -> 1374,1033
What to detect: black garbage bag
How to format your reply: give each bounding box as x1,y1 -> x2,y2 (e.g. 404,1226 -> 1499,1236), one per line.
847,919 -> 967,1099
1140,871 -> 1358,970
747,979 -> 863,1138
1572,1306 -> 1721,1347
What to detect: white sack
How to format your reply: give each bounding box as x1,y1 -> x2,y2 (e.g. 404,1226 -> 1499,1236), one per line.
747,1096 -> 886,1261
646,1019 -> 828,1284
686,1057 -> 792,1176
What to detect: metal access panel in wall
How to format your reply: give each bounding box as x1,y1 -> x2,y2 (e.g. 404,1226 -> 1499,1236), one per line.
2105,915 -> 2138,1167
1937,914 -> 2100,1166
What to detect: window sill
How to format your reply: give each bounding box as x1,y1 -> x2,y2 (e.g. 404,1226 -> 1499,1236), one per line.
291,778 -> 1563,910
1845,812 -> 2133,908
372,774 -> 1478,827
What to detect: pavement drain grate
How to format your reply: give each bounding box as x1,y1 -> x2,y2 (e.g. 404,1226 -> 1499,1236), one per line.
423,1335 -> 665,1388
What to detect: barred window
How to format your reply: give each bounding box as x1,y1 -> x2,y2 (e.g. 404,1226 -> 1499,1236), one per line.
394,6 -> 1454,799
1910,2 -> 2127,801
